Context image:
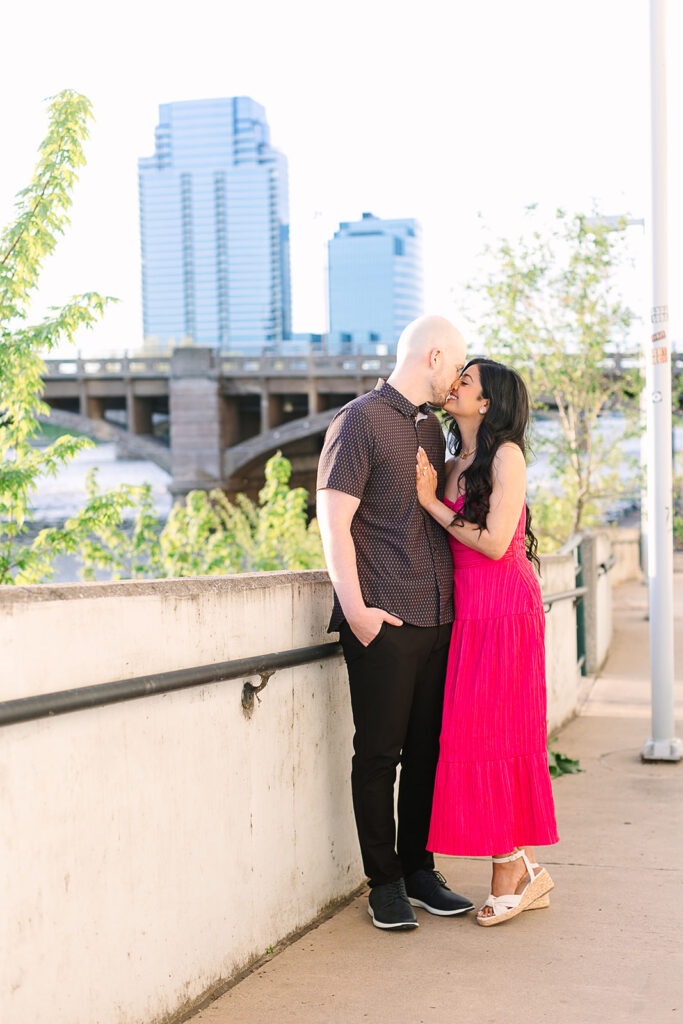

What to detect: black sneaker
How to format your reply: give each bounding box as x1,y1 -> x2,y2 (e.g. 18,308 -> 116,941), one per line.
405,869 -> 474,916
368,878 -> 419,930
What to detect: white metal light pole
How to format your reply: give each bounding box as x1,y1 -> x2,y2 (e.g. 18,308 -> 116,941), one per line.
641,0 -> 682,761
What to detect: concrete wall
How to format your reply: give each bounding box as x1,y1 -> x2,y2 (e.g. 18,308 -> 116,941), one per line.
0,572 -> 362,1024
606,526 -> 642,586
0,551 -> 617,1024
580,532 -> 614,674
539,552 -> 580,733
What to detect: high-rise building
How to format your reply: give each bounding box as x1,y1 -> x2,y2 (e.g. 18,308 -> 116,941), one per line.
138,97 -> 291,351
327,212 -> 423,351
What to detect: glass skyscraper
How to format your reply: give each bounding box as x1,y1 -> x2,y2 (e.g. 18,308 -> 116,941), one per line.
138,97 -> 291,351
327,213 -> 423,351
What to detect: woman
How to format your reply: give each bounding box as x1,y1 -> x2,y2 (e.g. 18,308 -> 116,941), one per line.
416,357 -> 559,926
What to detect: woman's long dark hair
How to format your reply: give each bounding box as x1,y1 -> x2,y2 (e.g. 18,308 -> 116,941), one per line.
445,357 -> 540,570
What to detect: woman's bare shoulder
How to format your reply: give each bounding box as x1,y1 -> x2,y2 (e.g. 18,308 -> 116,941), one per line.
494,441 -> 525,464
491,442 -> 526,485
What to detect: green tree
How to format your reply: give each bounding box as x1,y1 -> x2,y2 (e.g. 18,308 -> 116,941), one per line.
73,451 -> 324,579
471,208 -> 642,549
0,89 -> 141,584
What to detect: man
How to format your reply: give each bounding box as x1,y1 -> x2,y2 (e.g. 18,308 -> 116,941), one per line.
316,314 -> 474,930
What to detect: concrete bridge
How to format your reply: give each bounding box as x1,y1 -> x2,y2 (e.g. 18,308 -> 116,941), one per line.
42,347 -> 671,498
42,348 -> 396,498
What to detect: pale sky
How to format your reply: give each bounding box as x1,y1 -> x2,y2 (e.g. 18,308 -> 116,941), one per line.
1,0 -> 681,356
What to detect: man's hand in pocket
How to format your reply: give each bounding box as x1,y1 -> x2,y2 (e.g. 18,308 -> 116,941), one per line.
346,607 -> 404,646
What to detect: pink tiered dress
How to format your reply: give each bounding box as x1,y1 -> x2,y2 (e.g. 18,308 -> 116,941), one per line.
428,496 -> 559,855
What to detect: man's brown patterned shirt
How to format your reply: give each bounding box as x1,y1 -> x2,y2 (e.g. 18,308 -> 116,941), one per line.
317,380 -> 455,632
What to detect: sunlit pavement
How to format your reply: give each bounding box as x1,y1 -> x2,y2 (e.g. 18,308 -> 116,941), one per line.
190,562 -> 683,1024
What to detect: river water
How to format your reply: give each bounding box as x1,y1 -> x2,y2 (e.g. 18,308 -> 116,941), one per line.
27,442 -> 173,522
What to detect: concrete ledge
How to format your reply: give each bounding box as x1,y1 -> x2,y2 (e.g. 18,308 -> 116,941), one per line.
0,569 -> 331,604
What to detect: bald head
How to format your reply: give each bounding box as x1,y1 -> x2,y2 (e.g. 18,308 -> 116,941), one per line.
396,315 -> 465,368
389,314 -> 466,407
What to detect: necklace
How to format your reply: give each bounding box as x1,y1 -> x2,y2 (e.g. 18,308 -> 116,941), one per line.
460,446 -> 476,460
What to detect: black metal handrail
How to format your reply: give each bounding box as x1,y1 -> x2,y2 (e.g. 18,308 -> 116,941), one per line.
0,642 -> 343,728
1,576 -> 595,728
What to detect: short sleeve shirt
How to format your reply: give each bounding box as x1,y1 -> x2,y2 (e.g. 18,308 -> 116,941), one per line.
317,380 -> 455,631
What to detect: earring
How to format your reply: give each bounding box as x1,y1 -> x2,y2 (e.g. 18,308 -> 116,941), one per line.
479,407 -> 486,414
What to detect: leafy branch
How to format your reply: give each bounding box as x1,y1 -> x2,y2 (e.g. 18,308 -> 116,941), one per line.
0,90 -> 124,585
467,208 -> 643,548
74,452 -> 324,580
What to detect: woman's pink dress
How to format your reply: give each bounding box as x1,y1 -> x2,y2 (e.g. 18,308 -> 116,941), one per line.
428,496 -> 559,855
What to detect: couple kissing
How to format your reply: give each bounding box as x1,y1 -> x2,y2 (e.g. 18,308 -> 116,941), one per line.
316,314 -> 558,930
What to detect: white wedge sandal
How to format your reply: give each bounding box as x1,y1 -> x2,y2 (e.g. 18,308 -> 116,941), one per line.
476,849 -> 554,927
524,861 -> 551,909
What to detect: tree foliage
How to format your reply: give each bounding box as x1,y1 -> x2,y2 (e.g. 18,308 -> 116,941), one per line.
67,451 -> 324,580
471,207 -> 642,549
0,89 -> 135,584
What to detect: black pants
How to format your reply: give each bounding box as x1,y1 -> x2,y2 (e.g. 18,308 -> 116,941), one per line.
339,619 -> 452,888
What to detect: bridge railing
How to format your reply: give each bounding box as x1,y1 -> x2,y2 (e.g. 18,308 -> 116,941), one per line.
218,354 -> 397,376
43,356 -> 172,377
42,348 -> 683,380
43,353 -> 399,379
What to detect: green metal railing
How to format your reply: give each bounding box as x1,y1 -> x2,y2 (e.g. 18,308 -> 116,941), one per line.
558,534 -> 588,675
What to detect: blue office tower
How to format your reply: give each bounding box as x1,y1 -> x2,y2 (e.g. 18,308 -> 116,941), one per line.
138,97 -> 291,351
327,213 -> 423,351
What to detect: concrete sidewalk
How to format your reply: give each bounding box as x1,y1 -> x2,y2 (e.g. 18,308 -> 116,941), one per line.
192,567 -> 683,1024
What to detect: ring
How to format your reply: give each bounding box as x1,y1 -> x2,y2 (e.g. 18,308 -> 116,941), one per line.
422,469 -> 427,475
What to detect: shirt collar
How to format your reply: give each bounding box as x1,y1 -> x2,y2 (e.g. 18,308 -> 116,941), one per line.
374,379 -> 430,420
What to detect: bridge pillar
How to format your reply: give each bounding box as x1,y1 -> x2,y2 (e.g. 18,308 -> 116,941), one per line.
84,394 -> 106,420
307,384 -> 324,415
222,398 -> 241,448
169,347 -> 229,494
78,380 -> 106,420
260,388 -> 284,432
125,383 -> 154,436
